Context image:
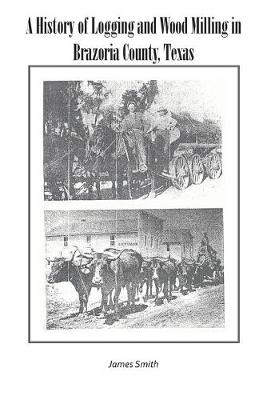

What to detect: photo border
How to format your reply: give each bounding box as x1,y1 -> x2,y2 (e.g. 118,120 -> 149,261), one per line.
28,65 -> 240,344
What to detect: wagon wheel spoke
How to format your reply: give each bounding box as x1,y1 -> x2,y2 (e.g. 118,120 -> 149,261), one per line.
192,154 -> 204,184
177,176 -> 185,187
172,155 -> 190,190
208,153 -> 222,179
191,155 -> 204,185
178,168 -> 188,178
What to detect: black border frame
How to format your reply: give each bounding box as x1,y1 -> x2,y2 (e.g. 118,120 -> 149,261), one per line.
28,65 -> 240,344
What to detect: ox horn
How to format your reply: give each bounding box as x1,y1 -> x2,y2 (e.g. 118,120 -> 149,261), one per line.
47,256 -> 60,263
103,248 -> 121,260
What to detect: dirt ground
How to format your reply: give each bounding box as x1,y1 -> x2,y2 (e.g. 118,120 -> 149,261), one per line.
87,174 -> 222,201
46,283 -> 224,330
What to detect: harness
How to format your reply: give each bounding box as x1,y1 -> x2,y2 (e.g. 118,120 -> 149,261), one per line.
68,249 -> 93,298
72,247 -> 94,273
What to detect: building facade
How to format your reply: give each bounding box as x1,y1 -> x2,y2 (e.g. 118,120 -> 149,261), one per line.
161,229 -> 194,261
45,210 -> 193,261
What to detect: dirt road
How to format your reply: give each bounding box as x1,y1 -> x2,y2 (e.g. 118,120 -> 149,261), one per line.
47,283 -> 224,330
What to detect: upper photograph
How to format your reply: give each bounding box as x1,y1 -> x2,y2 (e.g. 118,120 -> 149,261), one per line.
43,79 -> 223,201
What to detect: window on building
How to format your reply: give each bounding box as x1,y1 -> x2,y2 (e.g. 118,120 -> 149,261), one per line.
63,236 -> 68,247
144,235 -> 147,247
150,236 -> 153,248
166,243 -> 170,252
86,235 -> 91,246
110,234 -> 116,246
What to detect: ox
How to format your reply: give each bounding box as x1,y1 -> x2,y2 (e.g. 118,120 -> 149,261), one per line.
194,253 -> 222,287
151,257 -> 177,304
92,248 -> 143,318
138,259 -> 154,301
176,257 -> 197,294
47,248 -> 96,314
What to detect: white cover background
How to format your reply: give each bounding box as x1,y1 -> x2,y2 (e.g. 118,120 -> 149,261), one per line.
1,0 -> 266,399
30,66 -> 237,342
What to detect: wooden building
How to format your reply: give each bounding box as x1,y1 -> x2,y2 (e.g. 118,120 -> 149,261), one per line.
45,210 -> 193,261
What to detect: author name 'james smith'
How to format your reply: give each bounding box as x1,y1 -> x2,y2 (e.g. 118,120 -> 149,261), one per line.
108,360 -> 159,368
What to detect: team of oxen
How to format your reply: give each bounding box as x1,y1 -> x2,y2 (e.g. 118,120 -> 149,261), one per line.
47,247 -> 223,319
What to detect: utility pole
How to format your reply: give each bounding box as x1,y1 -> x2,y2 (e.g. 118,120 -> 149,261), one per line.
67,82 -> 74,199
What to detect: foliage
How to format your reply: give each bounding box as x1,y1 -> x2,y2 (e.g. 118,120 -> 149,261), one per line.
170,112 -> 222,144
44,80 -> 158,135
43,81 -> 111,135
43,81 -> 82,133
120,80 -> 159,116
78,81 -> 111,113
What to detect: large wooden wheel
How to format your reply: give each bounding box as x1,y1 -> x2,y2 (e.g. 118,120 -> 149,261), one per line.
191,154 -> 205,185
172,155 -> 190,190
207,152 -> 222,179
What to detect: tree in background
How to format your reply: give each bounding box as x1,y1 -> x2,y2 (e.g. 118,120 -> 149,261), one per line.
78,81 -> 111,114
120,80 -> 159,117
43,81 -> 82,135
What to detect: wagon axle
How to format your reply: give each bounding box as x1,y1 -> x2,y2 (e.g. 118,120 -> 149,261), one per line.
153,146 -> 222,191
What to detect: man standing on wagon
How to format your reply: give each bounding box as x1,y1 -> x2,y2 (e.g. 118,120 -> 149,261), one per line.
121,102 -> 148,173
146,106 -> 178,171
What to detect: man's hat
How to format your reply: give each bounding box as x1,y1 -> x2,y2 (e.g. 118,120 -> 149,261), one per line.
157,106 -> 168,114
127,100 -> 136,107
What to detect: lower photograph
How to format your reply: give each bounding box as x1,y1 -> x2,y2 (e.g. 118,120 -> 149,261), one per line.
45,208 -> 224,331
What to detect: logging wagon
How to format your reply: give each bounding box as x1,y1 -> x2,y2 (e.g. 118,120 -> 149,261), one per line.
43,113 -> 222,200
168,141 -> 222,190
149,114 -> 222,191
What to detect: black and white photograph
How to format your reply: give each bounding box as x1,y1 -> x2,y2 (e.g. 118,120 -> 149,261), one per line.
43,79 -> 222,201
45,209 -> 224,330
